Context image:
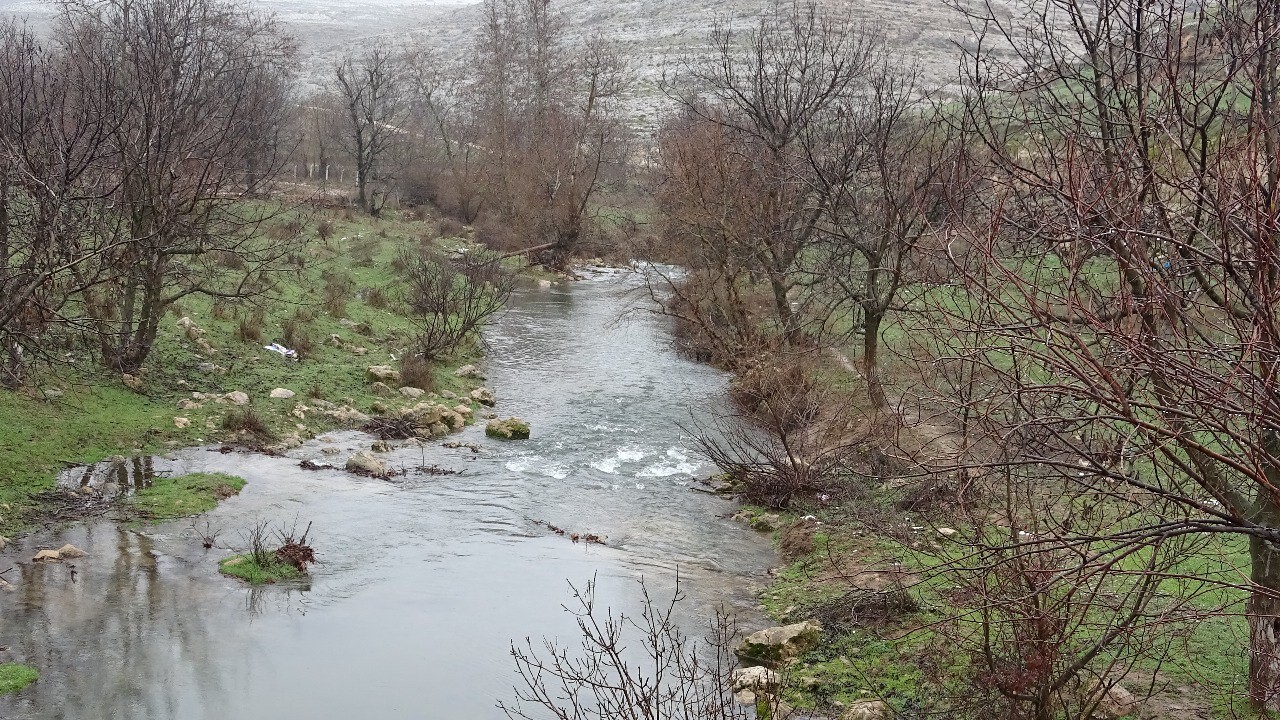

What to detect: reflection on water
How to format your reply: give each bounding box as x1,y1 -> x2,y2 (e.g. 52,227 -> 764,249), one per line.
0,269 -> 775,720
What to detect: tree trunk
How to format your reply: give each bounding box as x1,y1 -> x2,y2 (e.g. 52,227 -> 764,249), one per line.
767,271 -> 800,346
1249,535 -> 1280,710
863,308 -> 888,410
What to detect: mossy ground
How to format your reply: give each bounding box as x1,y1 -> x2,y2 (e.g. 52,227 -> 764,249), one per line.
218,552 -> 304,585
129,472 -> 246,519
0,664 -> 38,695
0,207 -> 517,537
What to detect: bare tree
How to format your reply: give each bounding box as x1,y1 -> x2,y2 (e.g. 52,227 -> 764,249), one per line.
52,0 -> 299,373
935,0 -> 1280,709
334,43 -> 404,215
400,248 -> 515,361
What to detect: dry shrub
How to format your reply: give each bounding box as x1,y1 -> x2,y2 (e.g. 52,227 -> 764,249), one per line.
237,316 -> 263,343
401,248 -> 515,360
365,286 -> 389,309
436,217 -> 465,238
730,358 -> 821,432
211,302 -> 231,321
307,384 -> 326,400
267,218 -> 305,241
317,219 -> 336,243
398,354 -> 434,392
221,407 -> 273,440
211,250 -> 247,270
351,236 -> 379,267
293,306 -> 315,323
323,273 -> 352,317
475,218 -> 522,253
282,319 -> 314,358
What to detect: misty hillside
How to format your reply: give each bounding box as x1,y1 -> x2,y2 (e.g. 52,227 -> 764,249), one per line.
0,0 -> 1003,126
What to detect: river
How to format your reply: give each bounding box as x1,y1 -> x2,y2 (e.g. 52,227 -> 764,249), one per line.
0,267 -> 776,720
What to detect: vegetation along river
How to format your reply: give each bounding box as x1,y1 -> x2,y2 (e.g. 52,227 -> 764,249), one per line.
0,268 -> 776,719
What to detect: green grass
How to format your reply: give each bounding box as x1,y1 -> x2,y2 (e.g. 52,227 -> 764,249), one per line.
0,664 -> 38,695
130,472 -> 246,519
0,207 -> 507,537
218,553 -> 303,585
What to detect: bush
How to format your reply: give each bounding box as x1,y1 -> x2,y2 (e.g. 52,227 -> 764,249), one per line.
436,217 -> 465,238
282,319 -> 314,358
475,218 -> 522,253
316,219 -> 336,243
365,286 -> 389,309
399,354 -> 434,392
266,218 -> 305,241
400,248 -> 515,361
221,407 -> 273,440
323,273 -> 352,317
237,315 -> 263,344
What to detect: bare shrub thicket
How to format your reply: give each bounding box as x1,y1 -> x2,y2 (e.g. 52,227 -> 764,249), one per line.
400,249 -> 514,361
500,577 -> 767,720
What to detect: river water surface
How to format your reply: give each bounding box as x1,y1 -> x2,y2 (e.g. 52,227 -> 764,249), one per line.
0,268 -> 775,720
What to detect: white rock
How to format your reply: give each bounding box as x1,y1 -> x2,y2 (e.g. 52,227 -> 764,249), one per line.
399,386 -> 425,399
270,388 -> 296,400
222,391 -> 250,405
173,417 -> 191,429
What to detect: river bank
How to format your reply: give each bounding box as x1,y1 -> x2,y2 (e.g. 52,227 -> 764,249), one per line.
0,208 -> 512,540
0,264 -> 777,719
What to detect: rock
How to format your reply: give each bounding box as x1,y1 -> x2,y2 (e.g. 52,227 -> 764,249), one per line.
41,388 -> 63,400
454,364 -> 485,380
736,620 -> 823,667
57,544 -> 87,559
399,386 -> 426,399
936,527 -> 959,539
370,381 -> 395,397
352,346 -> 368,356
485,417 -> 530,440
470,387 -> 497,406
173,417 -> 191,429
196,363 -> 218,374
328,334 -> 345,347
0,535 -> 7,551
33,549 -> 62,562
366,365 -> 401,384
443,411 -> 466,430
453,404 -> 473,419
324,406 -> 371,426
407,402 -> 445,425
178,399 -> 202,411
538,279 -> 553,288
428,422 -> 450,438
439,390 -> 457,399
734,511 -> 782,532
339,318 -> 357,328
121,373 -> 144,391
731,666 -> 781,694
842,700 -> 889,720
0,577 -> 11,592
222,391 -> 250,406
370,401 -> 389,414
176,316 -> 197,330
346,451 -> 390,477
311,399 -> 336,410
1091,683 -> 1139,720
371,439 -> 391,453
270,388 -> 296,400
321,447 -> 341,456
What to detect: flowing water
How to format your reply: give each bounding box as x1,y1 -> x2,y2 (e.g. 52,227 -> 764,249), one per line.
0,268 -> 776,720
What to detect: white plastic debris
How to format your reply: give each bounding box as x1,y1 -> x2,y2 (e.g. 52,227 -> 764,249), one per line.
263,343 -> 298,361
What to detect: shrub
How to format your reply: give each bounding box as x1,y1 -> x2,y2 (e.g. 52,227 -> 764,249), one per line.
365,286 -> 389,309
236,312 -> 264,344
475,218 -> 521,253
266,218 -> 305,241
282,319 -> 314,358
401,248 -> 515,361
399,354 -> 434,392
436,217 -> 465,238
316,219 -> 336,243
221,407 -> 273,440
323,273 -> 352,317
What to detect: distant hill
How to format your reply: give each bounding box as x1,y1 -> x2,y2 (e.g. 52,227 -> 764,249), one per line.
2,0 -> 1002,127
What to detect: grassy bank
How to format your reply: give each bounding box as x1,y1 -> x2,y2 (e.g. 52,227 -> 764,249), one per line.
0,207 -> 506,538
0,664 -> 37,696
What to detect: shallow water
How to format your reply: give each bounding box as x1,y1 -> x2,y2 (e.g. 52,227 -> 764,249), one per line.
0,268 -> 775,720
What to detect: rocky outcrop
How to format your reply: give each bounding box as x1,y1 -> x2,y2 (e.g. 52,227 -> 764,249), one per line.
1091,683 -> 1140,720
366,365 -> 400,384
324,406 -> 372,426
485,417 -> 530,440
222,391 -> 250,406
173,417 -> 191,429
730,666 -> 780,706
454,364 -> 485,379
736,620 -> 822,667
121,373 -> 144,391
842,700 -> 889,720
470,387 -> 496,406
399,386 -> 425,399
57,544 -> 87,559
346,451 -> 390,477
270,388 -> 296,399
